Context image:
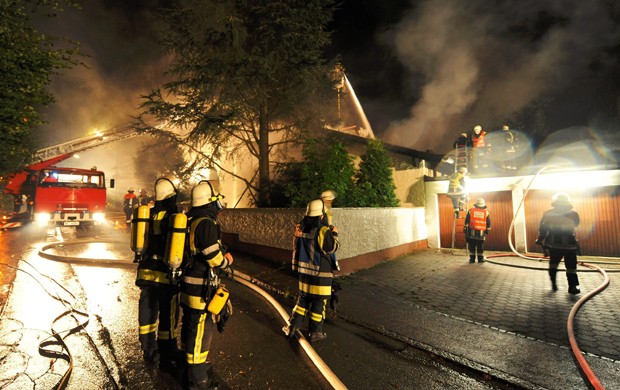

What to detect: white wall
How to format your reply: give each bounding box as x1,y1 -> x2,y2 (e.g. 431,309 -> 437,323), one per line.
218,207 -> 427,260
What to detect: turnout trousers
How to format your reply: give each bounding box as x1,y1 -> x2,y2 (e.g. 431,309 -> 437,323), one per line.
548,248 -> 579,288
138,283 -> 179,362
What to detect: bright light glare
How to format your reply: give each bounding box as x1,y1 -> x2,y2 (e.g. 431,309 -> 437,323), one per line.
93,212 -> 105,222
34,213 -> 50,226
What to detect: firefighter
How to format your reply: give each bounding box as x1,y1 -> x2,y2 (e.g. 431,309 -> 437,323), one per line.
135,178 -> 181,373
287,199 -> 340,343
123,187 -> 138,224
320,190 -> 337,227
535,193 -> 581,294
180,181 -> 233,389
447,167 -> 468,217
470,125 -> 488,170
320,189 -> 341,312
139,188 -> 153,207
464,198 -> 491,263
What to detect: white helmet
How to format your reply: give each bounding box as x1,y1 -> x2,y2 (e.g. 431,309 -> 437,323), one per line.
191,181 -> 224,207
475,198 -> 486,207
321,190 -> 337,201
306,199 -> 324,217
552,192 -> 571,206
473,125 -> 482,133
155,178 -> 177,201
128,187 -> 135,192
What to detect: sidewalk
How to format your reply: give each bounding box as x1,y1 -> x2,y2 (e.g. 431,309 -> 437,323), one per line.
233,249 -> 620,389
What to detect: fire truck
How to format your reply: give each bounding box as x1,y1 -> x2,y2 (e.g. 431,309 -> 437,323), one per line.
2,125 -> 140,229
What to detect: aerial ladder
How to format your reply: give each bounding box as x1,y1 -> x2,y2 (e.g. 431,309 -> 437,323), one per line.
4,124 -> 140,196
2,124 -> 141,229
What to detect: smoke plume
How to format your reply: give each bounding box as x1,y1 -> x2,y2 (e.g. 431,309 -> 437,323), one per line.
383,0 -> 620,153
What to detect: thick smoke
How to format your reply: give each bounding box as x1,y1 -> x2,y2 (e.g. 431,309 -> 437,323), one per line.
383,0 -> 620,153
35,1 -> 172,202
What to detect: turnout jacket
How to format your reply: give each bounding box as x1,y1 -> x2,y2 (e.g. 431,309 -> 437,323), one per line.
180,205 -> 232,311
537,205 -> 580,250
292,216 -> 339,298
135,199 -> 177,287
464,206 -> 491,240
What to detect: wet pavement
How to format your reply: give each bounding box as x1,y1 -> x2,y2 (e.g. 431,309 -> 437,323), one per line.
1,224 -> 620,389
232,249 -> 620,389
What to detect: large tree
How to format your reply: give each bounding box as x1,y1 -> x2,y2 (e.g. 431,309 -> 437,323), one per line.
0,1 -> 79,177
355,139 -> 400,207
137,0 -> 337,206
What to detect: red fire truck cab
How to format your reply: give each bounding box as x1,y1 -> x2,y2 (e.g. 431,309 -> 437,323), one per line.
26,166 -> 112,227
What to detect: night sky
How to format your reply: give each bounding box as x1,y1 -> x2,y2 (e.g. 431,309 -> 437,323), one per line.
36,0 -> 620,156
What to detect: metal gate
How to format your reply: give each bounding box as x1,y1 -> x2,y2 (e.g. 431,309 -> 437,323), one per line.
523,188 -> 620,257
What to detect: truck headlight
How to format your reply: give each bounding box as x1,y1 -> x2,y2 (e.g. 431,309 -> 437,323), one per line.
93,212 -> 105,222
34,213 -> 51,226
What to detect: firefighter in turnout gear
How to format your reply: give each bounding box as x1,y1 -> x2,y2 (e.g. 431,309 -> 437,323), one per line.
124,187 -> 138,224
535,193 -> 581,294
180,181 -> 233,389
287,199 -> 340,343
447,167 -> 468,217
135,178 -> 181,373
464,198 -> 491,263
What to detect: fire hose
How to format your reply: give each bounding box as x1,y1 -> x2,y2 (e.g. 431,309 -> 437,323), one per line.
36,239 -> 347,389
483,166 -> 613,390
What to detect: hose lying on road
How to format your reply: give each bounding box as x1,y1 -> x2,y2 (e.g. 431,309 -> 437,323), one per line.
225,268 -> 348,390
38,240 -> 347,389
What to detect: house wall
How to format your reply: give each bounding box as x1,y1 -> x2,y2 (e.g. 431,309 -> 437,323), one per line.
425,169 -> 620,256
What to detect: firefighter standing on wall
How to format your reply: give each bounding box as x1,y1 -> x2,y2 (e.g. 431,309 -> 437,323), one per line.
124,187 -> 138,224
535,193 -> 581,294
464,198 -> 491,263
287,199 -> 340,343
180,181 -> 233,389
447,167 -> 468,217
135,178 -> 181,372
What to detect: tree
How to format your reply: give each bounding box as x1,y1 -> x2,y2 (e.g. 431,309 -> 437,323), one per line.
283,137 -> 356,208
0,1 -> 79,177
355,139 -> 399,207
137,0 -> 337,206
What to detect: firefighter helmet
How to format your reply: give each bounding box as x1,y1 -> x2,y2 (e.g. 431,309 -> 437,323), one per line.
552,192 -> 571,206
473,125 -> 482,133
155,178 -> 177,201
458,167 -> 467,174
306,199 -> 325,217
321,190 -> 337,201
128,187 -> 135,192
191,181 -> 224,207
502,125 -> 509,131
474,198 -> 486,207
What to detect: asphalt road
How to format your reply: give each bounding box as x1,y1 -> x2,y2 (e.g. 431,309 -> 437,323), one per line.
0,224 -> 508,389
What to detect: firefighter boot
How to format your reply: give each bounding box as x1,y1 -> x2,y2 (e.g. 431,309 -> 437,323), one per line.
567,273 -> 580,294
309,332 -> 327,343
549,269 -> 558,291
158,339 -> 181,377
477,255 -> 486,263
469,255 -> 475,263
